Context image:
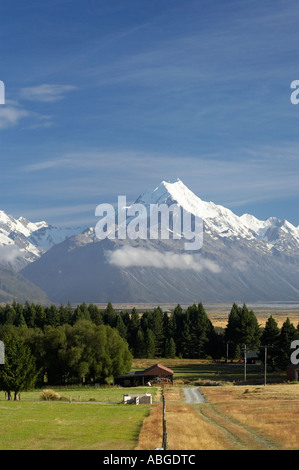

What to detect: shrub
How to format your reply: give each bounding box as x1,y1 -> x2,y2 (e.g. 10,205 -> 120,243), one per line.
40,389 -> 60,401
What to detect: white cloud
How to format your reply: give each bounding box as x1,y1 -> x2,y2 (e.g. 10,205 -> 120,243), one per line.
20,84 -> 76,102
0,105 -> 29,129
0,245 -> 22,264
106,246 -> 221,273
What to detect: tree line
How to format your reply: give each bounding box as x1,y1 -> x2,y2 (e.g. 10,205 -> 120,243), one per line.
0,300 -> 298,371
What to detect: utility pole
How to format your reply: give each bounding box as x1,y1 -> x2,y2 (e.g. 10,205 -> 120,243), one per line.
162,388 -> 168,450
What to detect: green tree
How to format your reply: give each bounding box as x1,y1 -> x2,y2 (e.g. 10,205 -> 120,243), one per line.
165,337 -> 176,358
23,302 -> 36,328
72,302 -> 91,324
261,316 -> 280,346
45,304 -> 60,327
277,318 -> 297,369
144,329 -> 156,358
128,307 -> 140,355
170,304 -> 185,356
88,303 -> 103,325
135,329 -> 145,358
152,307 -> 165,357
58,302 -> 73,325
260,315 -> 281,369
35,304 -> 47,329
103,301 -> 116,327
225,303 -> 261,357
115,315 -> 127,339
0,334 -> 38,400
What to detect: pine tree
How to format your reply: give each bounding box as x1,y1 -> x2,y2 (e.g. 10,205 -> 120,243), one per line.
115,315 -> 127,339
144,329 -> 156,358
277,318 -> 297,369
165,337 -> 176,358
261,316 -> 280,346
260,315 -> 281,369
128,307 -> 140,354
35,305 -> 47,329
225,303 -> 240,358
152,307 -> 164,357
135,329 -> 145,357
103,302 -> 116,327
88,303 -> 103,325
171,304 -> 184,356
225,303 -> 261,357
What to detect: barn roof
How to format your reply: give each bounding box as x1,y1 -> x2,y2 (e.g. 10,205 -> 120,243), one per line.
143,363 -> 174,376
114,363 -> 174,380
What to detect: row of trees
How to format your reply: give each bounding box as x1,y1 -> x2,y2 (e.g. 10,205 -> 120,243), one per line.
225,303 -> 299,369
0,320 -> 132,396
0,300 -> 298,368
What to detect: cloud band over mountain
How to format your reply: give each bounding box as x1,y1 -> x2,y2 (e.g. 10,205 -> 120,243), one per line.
105,246 -> 221,273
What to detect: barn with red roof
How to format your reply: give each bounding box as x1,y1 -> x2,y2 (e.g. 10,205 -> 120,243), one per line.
114,363 -> 174,387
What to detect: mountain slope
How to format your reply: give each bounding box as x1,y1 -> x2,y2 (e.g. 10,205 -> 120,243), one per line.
0,263 -> 50,304
20,179 -> 299,303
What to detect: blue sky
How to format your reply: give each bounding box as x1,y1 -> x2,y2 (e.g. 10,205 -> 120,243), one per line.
1,0 -> 299,227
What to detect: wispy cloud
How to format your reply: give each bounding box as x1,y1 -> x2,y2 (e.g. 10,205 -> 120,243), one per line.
0,104 -> 29,129
19,84 -> 76,102
19,147 -> 299,211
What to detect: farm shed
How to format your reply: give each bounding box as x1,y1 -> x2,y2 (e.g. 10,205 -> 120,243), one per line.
114,363 -> 174,387
286,364 -> 299,381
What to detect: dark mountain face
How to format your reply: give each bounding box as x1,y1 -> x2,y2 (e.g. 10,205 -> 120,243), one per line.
0,263 -> 50,304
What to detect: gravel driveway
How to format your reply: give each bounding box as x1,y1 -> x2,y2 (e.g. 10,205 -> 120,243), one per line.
183,387 -> 205,404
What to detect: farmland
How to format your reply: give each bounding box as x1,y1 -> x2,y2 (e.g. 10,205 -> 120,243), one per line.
0,386 -> 159,450
0,359 -> 298,450
137,383 -> 299,450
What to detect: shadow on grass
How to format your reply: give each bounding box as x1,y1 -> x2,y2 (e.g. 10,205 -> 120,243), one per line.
172,362 -> 285,385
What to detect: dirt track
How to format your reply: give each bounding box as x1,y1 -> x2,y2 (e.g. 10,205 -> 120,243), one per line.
183,387 -> 205,404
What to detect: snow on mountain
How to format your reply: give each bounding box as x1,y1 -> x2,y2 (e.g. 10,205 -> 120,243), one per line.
20,179 -> 299,303
0,210 -> 83,270
135,179 -> 299,250
1,177 -> 299,274
136,178 -> 251,237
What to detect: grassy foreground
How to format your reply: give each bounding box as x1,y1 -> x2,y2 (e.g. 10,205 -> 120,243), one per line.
0,359 -> 297,450
0,386 -> 157,450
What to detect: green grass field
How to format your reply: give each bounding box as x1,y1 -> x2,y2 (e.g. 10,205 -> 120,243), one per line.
0,401 -> 151,450
0,386 -> 157,450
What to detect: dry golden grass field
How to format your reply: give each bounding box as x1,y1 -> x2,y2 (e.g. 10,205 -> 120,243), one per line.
136,383 -> 299,450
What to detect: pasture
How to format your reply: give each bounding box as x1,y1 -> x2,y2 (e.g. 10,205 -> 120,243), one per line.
0,386 -> 158,450
0,359 -> 298,450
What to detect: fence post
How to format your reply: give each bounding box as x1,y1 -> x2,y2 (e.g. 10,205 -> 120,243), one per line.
162,388 -> 168,450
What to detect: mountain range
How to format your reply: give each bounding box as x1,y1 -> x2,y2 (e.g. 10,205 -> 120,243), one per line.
1,179 -> 299,304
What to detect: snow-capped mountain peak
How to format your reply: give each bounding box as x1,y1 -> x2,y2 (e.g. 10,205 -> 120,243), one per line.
0,209 -> 84,270
135,179 -> 299,248
135,179 -> 254,240
1,179 -> 298,273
